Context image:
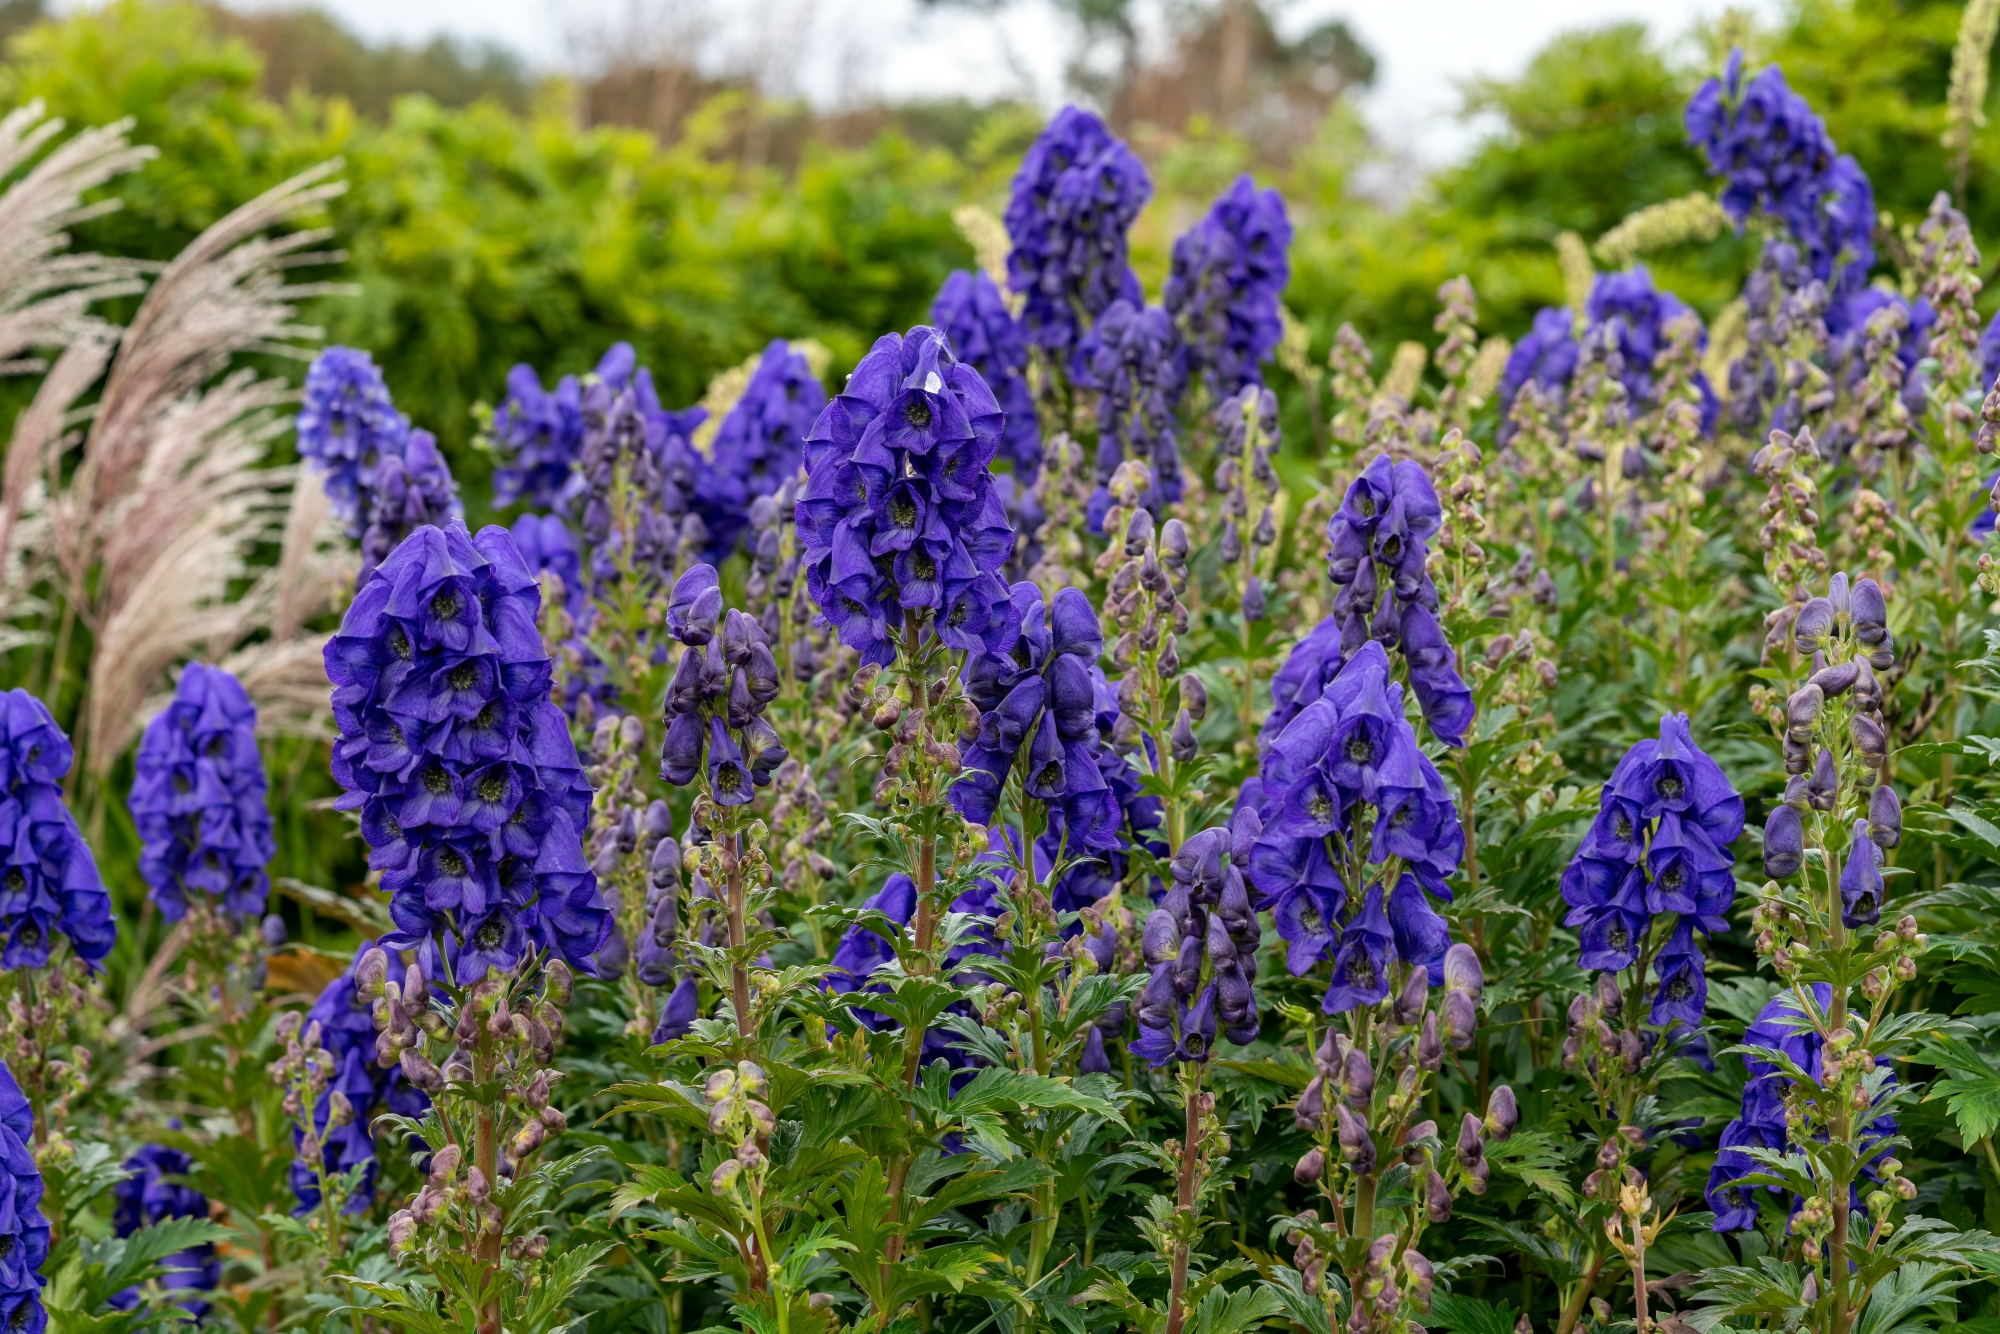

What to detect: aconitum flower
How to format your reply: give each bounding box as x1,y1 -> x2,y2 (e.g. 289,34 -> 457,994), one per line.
509,512 -> 583,612
1559,714 -> 1743,1018
1500,307 -> 1579,414
130,663 -> 276,922
1706,985 -> 1897,1231
696,341 -> 826,562
953,583 -> 1112,843
1324,455 -> 1474,746
1585,268 -> 1717,425
359,430 -> 462,585
656,565 -> 787,806
1083,300 -> 1185,519
1004,106 -> 1150,358
1686,52 -> 1873,296
110,1145 -> 218,1317
1131,818 -> 1261,1066
291,944 -> 430,1212
1261,613 -> 1344,752
0,690 -> 115,969
323,521 -> 609,980
1246,643 -> 1461,1011
1163,174 -> 1293,399
933,270 -> 1042,480
490,343 -> 647,511
296,346 -> 410,538
0,1063 -> 46,1329
825,862 -> 1007,1073
795,326 -> 1017,666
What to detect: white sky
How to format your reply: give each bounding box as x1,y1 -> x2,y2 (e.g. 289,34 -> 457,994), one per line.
198,0 -> 1781,168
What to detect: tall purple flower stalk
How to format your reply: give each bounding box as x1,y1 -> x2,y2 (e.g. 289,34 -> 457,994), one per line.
1083,300 -> 1185,523
1246,642 -> 1461,1012
1500,307 -> 1581,417
0,690 -> 114,970
130,663 -> 276,922
1686,51 -> 1875,298
359,430 -> 462,585
795,326 -> 1017,666
656,565 -> 788,806
697,341 -> 826,562
1324,455 -> 1475,746
323,521 -> 609,981
296,346 -> 409,539
0,1063 -> 45,1334
1132,817 -> 1262,1065
1585,268 -> 1718,429
1004,106 -> 1151,360
952,582 -> 1116,847
933,270 -> 1042,481
491,343 -> 646,511
1558,714 -> 1743,1021
1163,174 -> 1293,400
110,1145 -> 219,1318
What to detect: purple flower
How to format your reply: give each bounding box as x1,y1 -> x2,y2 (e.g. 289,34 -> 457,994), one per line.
1082,299 -> 1185,517
1585,267 -> 1719,428
490,342 -> 636,510
1261,613 -> 1345,752
1707,985 -> 1897,1231
129,663 -> 275,923
111,1144 -> 216,1317
1839,817 -> 1885,926
656,570 -> 787,804
933,270 -> 1041,480
1163,174 -> 1293,399
0,1063 -> 45,1325
697,341 -> 826,562
1321,882 -> 1394,1014
797,326 -> 1017,666
324,522 -> 608,980
1004,106 -> 1150,359
1560,713 -> 1740,1007
0,690 -> 115,969
1500,306 -> 1579,411
1323,455 -> 1471,746
1686,53 -> 1873,296
358,429 -> 462,585
1132,825 -> 1262,1065
296,346 -> 410,538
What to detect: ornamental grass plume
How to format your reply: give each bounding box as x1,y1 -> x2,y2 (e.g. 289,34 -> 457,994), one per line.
129,662 -> 276,924
323,520 -> 609,979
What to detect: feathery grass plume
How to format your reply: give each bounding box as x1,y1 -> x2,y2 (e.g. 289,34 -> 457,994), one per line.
1945,0 -> 2000,202
1556,230 -> 1595,316
1593,192 -> 1731,269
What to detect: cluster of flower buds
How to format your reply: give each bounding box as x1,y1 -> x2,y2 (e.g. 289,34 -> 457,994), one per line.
853,658 -> 967,809
1096,463 -> 1200,761
270,1012 -> 352,1184
659,566 -> 787,804
1133,818 -> 1261,1065
1215,386 -> 1282,623
704,1062 -> 777,1196
743,479 -> 823,682
1764,573 -> 1898,927
1563,973 -> 1645,1078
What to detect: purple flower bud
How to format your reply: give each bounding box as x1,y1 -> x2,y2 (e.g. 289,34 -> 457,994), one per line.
1295,1075 -> 1327,1132
1294,1146 -> 1325,1184
1850,577 -> 1887,642
1425,1169 -> 1452,1222
1869,784 -> 1901,849
1441,989 -> 1477,1050
1486,1085 -> 1518,1141
659,711 -> 705,786
355,947 -> 390,999
1141,909 -> 1179,966
1764,803 -> 1804,878
1341,1048 -> 1376,1109
1809,660 -> 1858,698
1851,712 -> 1887,766
1336,1103 -> 1377,1174
1794,596 -> 1835,652
1456,1112 -> 1485,1168
1808,747 -> 1839,810
1443,943 -> 1483,999
1417,1012 -> 1443,1071
1786,684 -> 1823,741
1393,969 -> 1429,1027
668,564 -> 723,645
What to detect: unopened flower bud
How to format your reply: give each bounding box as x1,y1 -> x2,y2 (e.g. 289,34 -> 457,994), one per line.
1486,1085 -> 1518,1141
1294,1146 -> 1326,1184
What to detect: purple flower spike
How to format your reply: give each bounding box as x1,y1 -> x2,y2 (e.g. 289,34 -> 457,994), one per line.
0,690 -> 114,969
1164,174 -> 1293,399
130,663 -> 276,923
667,564 -> 724,646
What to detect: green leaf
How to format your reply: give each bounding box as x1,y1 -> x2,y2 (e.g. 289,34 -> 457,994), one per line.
1431,1292 -> 1522,1334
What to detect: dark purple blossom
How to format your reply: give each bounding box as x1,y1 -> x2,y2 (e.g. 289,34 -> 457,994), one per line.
696,341 -> 826,562
1560,714 -> 1742,1011
296,346 -> 410,538
324,522 -> 608,980
490,343 -> 641,510
1707,985 -> 1897,1231
796,326 -> 1017,667
1323,455 -> 1473,746
1686,52 -> 1874,296
933,270 -> 1042,481
1246,643 -> 1463,1013
1500,307 -> 1579,413
358,429 -> 462,586
1163,174 -> 1293,399
130,663 -> 275,923
1004,106 -> 1150,359
0,1063 -> 44,1331
1131,819 -> 1262,1067
0,690 -> 115,969
1585,268 -> 1720,430
656,565 -> 785,806
1083,300 -> 1185,520
111,1144 -> 217,1318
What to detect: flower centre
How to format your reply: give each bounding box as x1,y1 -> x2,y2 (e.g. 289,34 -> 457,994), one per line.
903,398 -> 933,430
1666,974 -> 1695,1001
1656,773 -> 1683,801
912,551 -> 936,580
1307,791 -> 1334,824
476,771 -> 509,802
1345,735 -> 1374,764
888,493 -> 919,529
1036,760 -> 1063,788
473,703 -> 498,730
4,870 -> 23,893
1613,812 -> 1633,840
473,919 -> 506,950
448,662 -> 478,691
438,848 -> 467,877
1607,921 -> 1630,950
423,765 -> 451,795
388,627 -> 412,661
430,590 -> 461,621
